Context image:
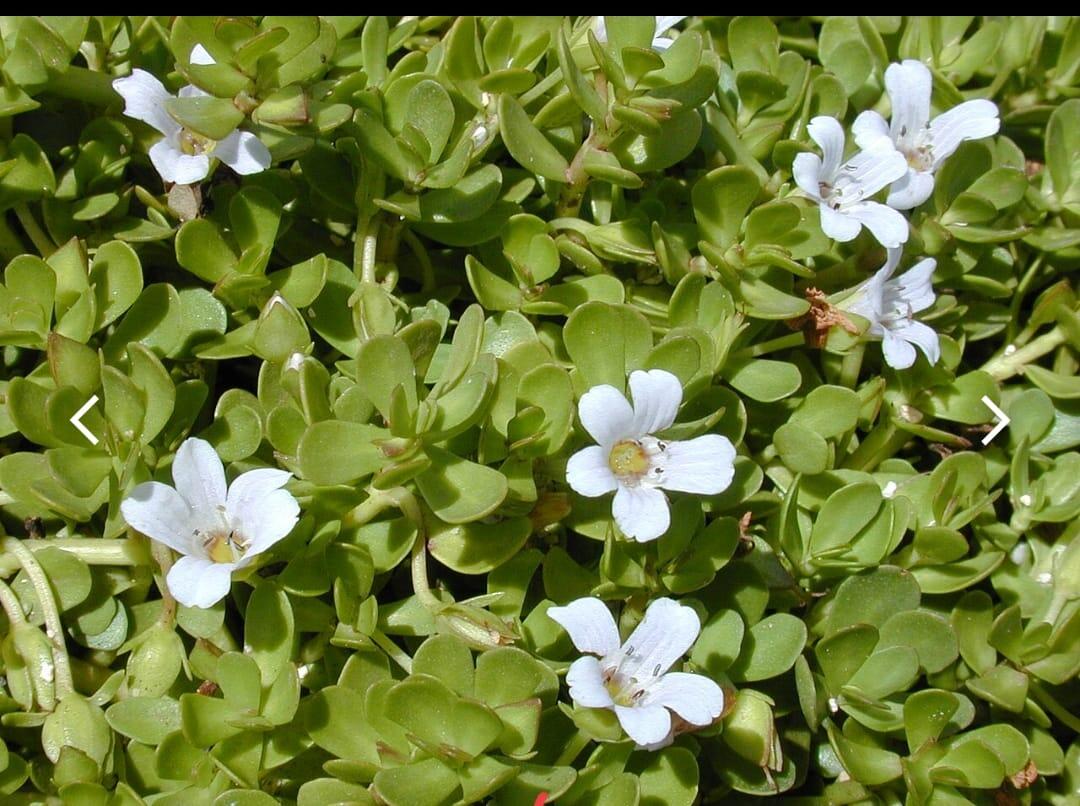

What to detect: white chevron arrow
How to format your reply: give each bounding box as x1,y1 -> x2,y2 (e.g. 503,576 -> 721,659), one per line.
69,395 -> 100,445
981,395 -> 1010,445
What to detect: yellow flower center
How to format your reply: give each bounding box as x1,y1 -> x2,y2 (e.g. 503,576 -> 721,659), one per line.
608,440 -> 650,478
199,529 -> 247,564
904,145 -> 933,172
179,128 -> 215,156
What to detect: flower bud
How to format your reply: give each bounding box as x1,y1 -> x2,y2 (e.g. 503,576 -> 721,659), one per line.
436,603 -> 518,651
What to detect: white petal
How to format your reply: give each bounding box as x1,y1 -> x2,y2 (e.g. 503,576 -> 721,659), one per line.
929,99 -> 1000,168
166,555 -> 234,609
845,249 -> 898,323
885,60 -> 932,148
892,258 -> 936,312
614,704 -> 672,747
235,489 -> 300,559
189,44 -> 216,66
629,369 -> 682,436
565,656 -> 616,709
852,110 -> 892,151
619,598 -> 701,681
112,69 -> 179,137
654,16 -> 687,34
593,16 -> 608,43
660,434 -> 736,495
880,245 -> 905,279
892,320 -> 940,366
215,130 -> 272,176
612,485 -> 670,542
226,468 -> 292,520
844,201 -> 910,249
886,169 -> 935,210
178,84 -> 211,99
149,139 -> 210,185
651,37 -> 676,51
881,330 -> 917,369
566,446 -> 620,498
807,116 -> 846,178
226,468 -> 299,557
578,384 -> 635,448
792,153 -> 823,199
818,204 -> 863,243
837,148 -> 908,198
173,438 -> 227,515
547,597 -> 622,657
120,482 -> 194,555
642,672 -> 724,726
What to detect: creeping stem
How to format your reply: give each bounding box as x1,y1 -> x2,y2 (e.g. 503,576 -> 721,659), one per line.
2,537 -> 74,697
344,486 -> 438,610
0,537 -> 150,577
980,325 -> 1067,382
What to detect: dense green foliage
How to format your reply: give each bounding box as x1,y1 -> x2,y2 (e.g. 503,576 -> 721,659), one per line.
0,15 -> 1078,805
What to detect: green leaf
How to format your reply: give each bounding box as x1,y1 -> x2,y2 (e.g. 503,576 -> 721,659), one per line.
497,94 -> 570,182
728,613 -> 807,682
415,445 -> 508,524
105,697 -> 180,746
165,96 -> 244,141
297,421 -> 387,485
245,584 -> 294,687
564,302 -> 652,390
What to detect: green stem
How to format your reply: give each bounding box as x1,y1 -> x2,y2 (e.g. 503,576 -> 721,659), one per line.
148,540 -> 177,625
1005,254 -> 1044,344
554,728 -> 591,766
1029,680 -> 1080,733
355,212 -> 380,285
0,538 -> 150,577
370,629 -> 413,674
2,537 -> 74,697
411,528 -> 441,611
42,65 -> 121,107
343,487 -> 400,529
734,331 -> 805,360
980,325 -> 1067,382
556,77 -> 611,218
13,204 -> 56,256
519,68 -> 564,107
843,418 -> 910,473
0,577 -> 27,626
838,343 -> 865,389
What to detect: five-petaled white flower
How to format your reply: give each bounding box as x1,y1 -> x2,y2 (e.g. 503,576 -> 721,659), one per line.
120,437 -> 299,608
793,116 -> 910,248
594,16 -> 687,51
842,246 -> 940,370
853,60 -> 1000,210
566,369 -> 735,543
548,596 -> 724,749
112,45 -> 271,185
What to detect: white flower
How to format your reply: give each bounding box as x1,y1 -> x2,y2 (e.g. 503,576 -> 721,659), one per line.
853,60 -> 1000,210
842,246 -> 940,369
793,116 -> 910,248
548,596 -> 724,748
566,369 -> 735,543
594,16 -> 687,51
120,438 -> 299,608
112,46 -> 271,185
